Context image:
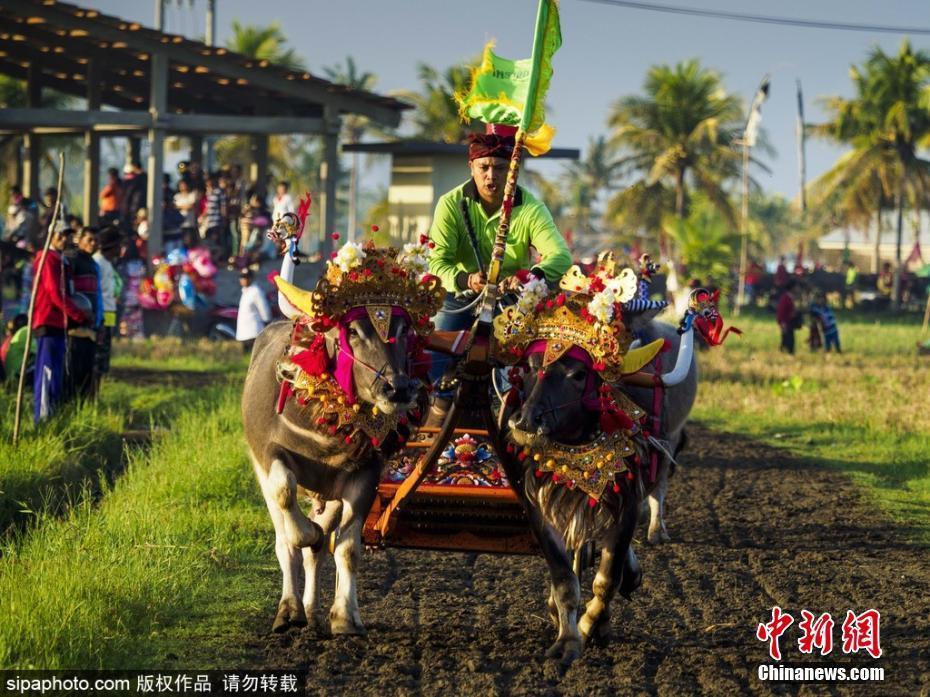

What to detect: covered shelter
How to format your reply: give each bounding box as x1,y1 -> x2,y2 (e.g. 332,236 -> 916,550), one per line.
343,140 -> 578,244
0,0 -> 409,256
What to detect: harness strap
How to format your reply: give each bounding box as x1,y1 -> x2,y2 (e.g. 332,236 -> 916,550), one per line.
650,353 -> 663,484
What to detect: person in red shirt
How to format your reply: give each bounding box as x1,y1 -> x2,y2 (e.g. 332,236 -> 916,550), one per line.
31,226 -> 88,423
775,281 -> 799,355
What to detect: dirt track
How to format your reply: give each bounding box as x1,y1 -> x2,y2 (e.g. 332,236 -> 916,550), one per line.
242,424 -> 930,696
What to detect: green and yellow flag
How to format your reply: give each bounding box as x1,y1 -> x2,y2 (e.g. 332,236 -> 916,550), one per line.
456,0 -> 561,155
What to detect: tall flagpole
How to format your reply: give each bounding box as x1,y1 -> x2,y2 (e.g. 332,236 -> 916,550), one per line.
796,79 -> 807,214
477,0 -> 550,328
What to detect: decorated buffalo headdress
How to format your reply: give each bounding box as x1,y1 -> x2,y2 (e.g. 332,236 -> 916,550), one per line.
493,251 -> 665,380
271,237 -> 445,450
274,238 -> 445,337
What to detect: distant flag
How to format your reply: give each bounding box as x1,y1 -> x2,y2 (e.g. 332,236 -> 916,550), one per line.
796,79 -> 807,213
744,74 -> 771,147
455,0 -> 562,155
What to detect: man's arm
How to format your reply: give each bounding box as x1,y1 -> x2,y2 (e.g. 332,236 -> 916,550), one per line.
525,201 -> 572,283
427,193 -> 468,292
37,252 -> 86,324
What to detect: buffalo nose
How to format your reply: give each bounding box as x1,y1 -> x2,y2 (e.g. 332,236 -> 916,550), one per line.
382,375 -> 412,403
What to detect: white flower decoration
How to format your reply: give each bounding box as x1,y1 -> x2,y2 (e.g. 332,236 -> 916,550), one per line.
587,288 -> 617,323
517,275 -> 549,314
331,242 -> 366,273
397,241 -> 430,278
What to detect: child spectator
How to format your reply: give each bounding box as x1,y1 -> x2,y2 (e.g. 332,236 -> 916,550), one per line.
776,281 -> 799,355
236,268 -> 271,354
810,292 -> 841,353
93,226 -> 123,391
1,314 -> 31,383
99,167 -> 122,224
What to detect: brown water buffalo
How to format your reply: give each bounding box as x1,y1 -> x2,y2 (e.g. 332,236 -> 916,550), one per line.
242,312 -> 423,635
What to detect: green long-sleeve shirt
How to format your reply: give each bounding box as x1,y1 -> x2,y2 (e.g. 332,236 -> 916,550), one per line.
427,180 -> 572,292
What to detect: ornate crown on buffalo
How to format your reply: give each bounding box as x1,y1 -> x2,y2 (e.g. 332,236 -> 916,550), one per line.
275,237 -> 445,335
493,252 -> 664,379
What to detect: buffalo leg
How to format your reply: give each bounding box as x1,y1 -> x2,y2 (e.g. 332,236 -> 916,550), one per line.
253,457 -> 308,632
302,499 -> 343,634
647,458 -> 671,544
579,492 -> 639,642
330,468 -> 379,635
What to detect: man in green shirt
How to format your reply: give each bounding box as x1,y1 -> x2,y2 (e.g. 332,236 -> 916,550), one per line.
427,125 -> 572,381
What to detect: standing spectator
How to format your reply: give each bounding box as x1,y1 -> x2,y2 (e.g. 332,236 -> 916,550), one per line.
843,260 -> 858,308
201,175 -> 228,259
187,160 -> 206,194
240,192 -> 273,263
272,181 -> 295,222
99,167 -> 122,224
810,292 -> 841,353
64,227 -> 102,401
876,261 -> 894,299
776,281 -> 799,355
39,188 -> 67,237
32,226 -> 88,423
5,190 -> 40,250
173,178 -> 199,243
93,226 -> 122,391
235,268 -> 271,354
227,163 -> 247,258
774,255 -> 789,289
134,208 -> 150,261
119,161 -> 147,233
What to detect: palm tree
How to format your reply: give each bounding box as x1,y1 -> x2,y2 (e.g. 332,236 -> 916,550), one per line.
607,59 -> 745,257
812,40 -> 930,304
662,195 -> 736,292
562,136 -> 620,233
398,62 -> 483,143
226,21 -> 305,69
324,56 -> 382,242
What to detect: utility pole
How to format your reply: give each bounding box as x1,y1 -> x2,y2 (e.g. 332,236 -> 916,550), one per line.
204,0 -> 217,172
154,0 -> 164,31
735,138 -> 750,316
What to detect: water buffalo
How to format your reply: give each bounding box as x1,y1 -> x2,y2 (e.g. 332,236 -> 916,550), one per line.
243,310 -> 422,635
498,315 -> 696,666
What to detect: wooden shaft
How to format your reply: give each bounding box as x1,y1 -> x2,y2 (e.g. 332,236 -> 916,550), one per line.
487,129 -> 527,287
13,152 -> 65,443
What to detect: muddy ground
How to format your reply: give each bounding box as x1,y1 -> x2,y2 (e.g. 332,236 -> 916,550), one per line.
241,424 -> 930,696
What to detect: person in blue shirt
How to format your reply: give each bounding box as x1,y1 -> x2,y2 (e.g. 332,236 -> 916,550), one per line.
810,292 -> 841,353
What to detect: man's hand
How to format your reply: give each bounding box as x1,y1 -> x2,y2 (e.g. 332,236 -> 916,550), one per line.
467,271 -> 487,293
499,275 -> 523,293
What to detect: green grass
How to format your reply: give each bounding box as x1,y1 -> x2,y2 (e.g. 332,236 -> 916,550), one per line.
0,339 -> 248,537
691,308 -> 930,541
0,383 -> 272,669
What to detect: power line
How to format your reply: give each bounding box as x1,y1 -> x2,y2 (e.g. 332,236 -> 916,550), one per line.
577,0 -> 930,35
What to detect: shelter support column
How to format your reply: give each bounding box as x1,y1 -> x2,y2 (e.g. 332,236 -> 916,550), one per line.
316,106 -> 340,260
22,63 -> 41,199
83,59 -> 101,226
146,53 -> 168,256
249,135 -> 268,199
189,135 -> 203,166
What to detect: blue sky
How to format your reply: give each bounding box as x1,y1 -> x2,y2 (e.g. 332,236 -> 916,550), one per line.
74,0 -> 930,201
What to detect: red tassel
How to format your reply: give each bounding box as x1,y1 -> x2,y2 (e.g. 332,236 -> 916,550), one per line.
612,483 -> 621,494
626,470 -> 634,481
291,335 -> 330,376
344,435 -> 352,444
534,469 -> 543,479
588,497 -> 598,508
371,437 -> 380,447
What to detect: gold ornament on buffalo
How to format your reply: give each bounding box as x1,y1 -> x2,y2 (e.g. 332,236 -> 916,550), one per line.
274,240 -> 445,338
523,428 -> 637,501
493,251 -> 664,380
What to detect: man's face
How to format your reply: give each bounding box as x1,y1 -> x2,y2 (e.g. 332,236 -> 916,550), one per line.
78,233 -> 98,255
469,157 -> 509,206
50,232 -> 68,251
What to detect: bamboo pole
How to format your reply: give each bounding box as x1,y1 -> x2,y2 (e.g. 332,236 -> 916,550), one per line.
13,152 -> 65,444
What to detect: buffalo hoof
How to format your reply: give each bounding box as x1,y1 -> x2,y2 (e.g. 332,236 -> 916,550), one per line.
646,526 -> 671,545
545,637 -> 582,668
330,611 -> 366,636
305,609 -> 329,637
272,599 -> 307,633
580,610 -> 611,644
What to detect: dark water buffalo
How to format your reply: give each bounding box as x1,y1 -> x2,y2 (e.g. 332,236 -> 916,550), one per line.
498,319 -> 696,666
242,315 -> 419,635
